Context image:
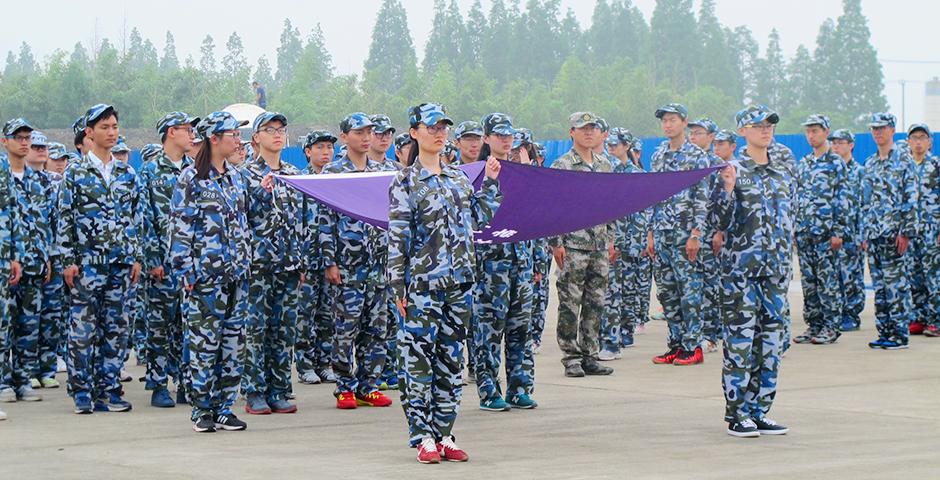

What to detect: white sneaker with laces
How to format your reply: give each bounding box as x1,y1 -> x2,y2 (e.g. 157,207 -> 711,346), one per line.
56,357 -> 67,373
0,387 -> 15,403
598,350 -> 621,361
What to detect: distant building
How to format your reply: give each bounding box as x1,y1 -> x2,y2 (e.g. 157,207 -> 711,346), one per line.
926,77 -> 940,128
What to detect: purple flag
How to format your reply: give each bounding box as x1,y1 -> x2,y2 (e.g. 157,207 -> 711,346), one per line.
276,161 -> 723,244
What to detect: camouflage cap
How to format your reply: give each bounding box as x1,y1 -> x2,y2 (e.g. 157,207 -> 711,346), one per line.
868,112 -> 896,128
828,129 -> 855,143
71,116 -> 87,135
409,103 -> 453,128
569,111 -> 599,129
631,138 -> 643,151
156,111 -> 200,136
30,130 -> 48,147
334,144 -> 348,160
47,142 -> 68,159
483,112 -> 515,135
654,103 -> 688,120
3,117 -> 34,137
596,117 -> 609,133
203,111 -> 249,138
111,135 -> 131,153
370,114 -> 396,134
340,112 -> 375,133
253,111 -> 288,132
534,142 -> 546,157
688,117 -> 718,134
735,105 -> 779,129
303,129 -> 338,149
140,143 -> 164,162
714,129 -> 737,143
619,129 -> 638,147
512,127 -> 533,149
907,123 -> 932,137
394,132 -> 412,150
801,114 -> 831,130
454,120 -> 484,139
606,127 -> 624,146
84,103 -> 116,125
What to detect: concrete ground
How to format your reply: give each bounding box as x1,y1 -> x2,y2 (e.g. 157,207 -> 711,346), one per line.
2,277 -> 939,480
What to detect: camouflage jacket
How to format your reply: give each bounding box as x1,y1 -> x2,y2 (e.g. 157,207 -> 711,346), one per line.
795,149 -> 847,238
387,161 -> 502,300
861,147 -> 918,241
57,154 -> 142,268
474,241 -> 535,277
42,171 -> 64,267
12,167 -> 53,277
299,164 -> 325,273
0,157 -> 23,272
711,149 -> 795,278
841,158 -> 865,244
913,152 -> 940,239
612,158 -> 651,258
242,155 -> 307,273
548,149 -> 612,251
169,163 -> 251,286
139,152 -> 192,272
650,139 -> 711,242
318,156 -> 388,284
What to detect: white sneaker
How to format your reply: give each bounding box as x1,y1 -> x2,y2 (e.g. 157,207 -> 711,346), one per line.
30,378 -> 41,389
120,370 -> 132,382
598,350 -> 621,361
299,371 -> 321,385
0,387 -> 16,402
56,357 -> 67,373
17,387 -> 42,402
0,407 -> 6,420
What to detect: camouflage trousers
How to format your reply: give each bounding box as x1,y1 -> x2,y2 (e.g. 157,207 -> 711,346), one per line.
721,273 -> 788,423
868,238 -> 914,342
145,276 -> 184,391
653,234 -> 704,352
473,261 -> 535,402
837,241 -> 867,325
909,234 -> 940,328
242,270 -> 301,401
1,275 -> 42,391
0,281 -> 11,390
331,279 -> 388,396
398,284 -> 471,447
701,242 -> 723,343
601,254 -> 648,351
382,287 -> 402,383
127,281 -> 147,359
796,233 -> 844,332
38,269 -> 65,380
555,248 -> 608,367
530,255 -> 553,346
294,272 -> 335,374
637,255 -> 652,323
66,263 -> 133,399
186,278 -> 248,420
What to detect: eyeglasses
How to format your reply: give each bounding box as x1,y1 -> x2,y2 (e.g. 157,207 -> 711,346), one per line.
217,132 -> 241,138
30,145 -> 48,150
908,134 -> 930,141
171,126 -> 195,136
260,127 -> 287,135
7,134 -> 32,142
745,124 -> 775,131
424,124 -> 450,135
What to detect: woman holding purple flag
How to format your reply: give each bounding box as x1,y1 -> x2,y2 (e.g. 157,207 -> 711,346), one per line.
387,103 -> 502,464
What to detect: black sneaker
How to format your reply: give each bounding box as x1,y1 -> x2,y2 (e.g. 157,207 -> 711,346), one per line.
193,414 -> 216,433
564,363 -> 585,378
215,412 -> 247,431
727,419 -> 760,438
793,328 -> 818,344
582,359 -> 613,376
811,328 -> 840,345
752,416 -> 789,435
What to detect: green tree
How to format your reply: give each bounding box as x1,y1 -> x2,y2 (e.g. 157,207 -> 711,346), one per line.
275,19 -> 303,87
830,0 -> 886,124
254,55 -> 274,88
753,29 -> 785,108
160,31 -> 179,72
649,0 -> 698,90
696,0 -> 738,98
728,25 -> 759,104
222,32 -> 251,103
422,0 -> 464,75
365,0 -> 417,93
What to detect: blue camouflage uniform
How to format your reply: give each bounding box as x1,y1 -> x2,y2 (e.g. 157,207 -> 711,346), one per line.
170,124 -> 251,421
711,105 -> 794,424
38,145 -> 67,382
0,151 -> 24,399
319,153 -> 389,398
861,114 -> 918,348
906,124 -> 940,333
793,115 -> 848,343
388,103 -> 502,445
828,130 -> 866,330
58,106 -> 143,409
650,105 -> 711,357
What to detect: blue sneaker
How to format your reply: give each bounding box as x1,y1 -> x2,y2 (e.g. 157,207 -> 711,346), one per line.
150,388 -> 175,408
840,318 -> 860,332
94,393 -> 133,412
622,334 -> 635,348
479,396 -> 511,412
384,376 -> 399,389
73,392 -> 93,415
508,394 -> 538,409
868,337 -> 889,349
881,339 -> 909,350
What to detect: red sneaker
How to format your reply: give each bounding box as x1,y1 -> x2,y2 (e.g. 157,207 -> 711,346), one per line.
417,438 -> 441,464
652,347 -> 681,364
673,346 -> 704,366
437,436 -> 469,462
925,325 -> 939,337
336,392 -> 357,410
356,391 -> 393,407
910,322 -> 925,335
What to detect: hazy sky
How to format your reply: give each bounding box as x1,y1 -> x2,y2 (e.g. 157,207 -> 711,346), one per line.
3,1 -> 938,124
